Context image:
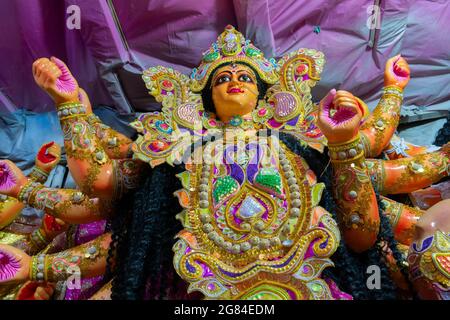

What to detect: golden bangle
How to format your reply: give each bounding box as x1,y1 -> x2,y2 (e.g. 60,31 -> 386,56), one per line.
28,184 -> 45,207
328,135 -> 365,161
17,180 -> 41,203
57,102 -> 87,120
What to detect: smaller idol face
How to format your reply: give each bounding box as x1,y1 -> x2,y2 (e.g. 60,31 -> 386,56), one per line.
211,63 -> 259,122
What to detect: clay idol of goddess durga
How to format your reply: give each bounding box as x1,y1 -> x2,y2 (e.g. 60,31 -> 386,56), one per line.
0,26 -> 448,300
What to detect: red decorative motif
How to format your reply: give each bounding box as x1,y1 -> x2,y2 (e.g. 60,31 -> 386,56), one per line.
295,64 -> 308,76
258,108 -> 267,116
37,142 -> 57,164
43,214 -> 63,232
161,80 -> 174,91
436,255 -> 450,273
149,140 -> 169,152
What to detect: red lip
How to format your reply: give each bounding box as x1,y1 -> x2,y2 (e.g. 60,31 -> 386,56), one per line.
227,87 -> 244,93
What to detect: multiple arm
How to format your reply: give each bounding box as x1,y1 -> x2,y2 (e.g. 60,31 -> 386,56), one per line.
0,233 -> 111,285
360,86 -> 403,157
315,55 -> 448,253
317,90 -> 380,252
359,55 -> 410,158
32,58 -> 142,200
366,146 -> 450,195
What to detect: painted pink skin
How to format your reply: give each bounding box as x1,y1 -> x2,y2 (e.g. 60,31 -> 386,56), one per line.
391,56 -> 410,82
52,57 -> 77,94
0,161 -> 17,193
0,249 -> 20,281
322,90 -> 358,127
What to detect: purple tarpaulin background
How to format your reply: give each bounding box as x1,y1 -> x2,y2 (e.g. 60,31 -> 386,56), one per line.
0,0 -> 449,169
0,0 -> 449,113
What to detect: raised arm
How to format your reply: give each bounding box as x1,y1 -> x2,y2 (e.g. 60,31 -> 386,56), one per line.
79,88 -> 134,159
32,57 -> 142,199
360,56 -> 410,158
318,89 -> 380,253
366,144 -> 450,195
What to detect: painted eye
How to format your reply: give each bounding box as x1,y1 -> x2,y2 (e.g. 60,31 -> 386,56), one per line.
239,74 -> 253,83
215,75 -> 231,85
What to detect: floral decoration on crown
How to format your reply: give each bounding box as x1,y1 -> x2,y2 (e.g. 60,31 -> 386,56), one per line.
190,25 -> 279,92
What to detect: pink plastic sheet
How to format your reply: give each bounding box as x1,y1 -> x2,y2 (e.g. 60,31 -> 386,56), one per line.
0,0 -> 449,114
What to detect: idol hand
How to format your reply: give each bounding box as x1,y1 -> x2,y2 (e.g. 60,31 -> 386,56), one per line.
32,57 -> 80,105
384,55 -> 410,90
16,281 -> 55,300
0,160 -> 28,198
0,244 -> 30,285
35,142 -> 61,174
41,214 -> 68,240
317,89 -> 363,144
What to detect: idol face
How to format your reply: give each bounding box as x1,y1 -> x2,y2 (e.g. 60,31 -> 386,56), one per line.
211,64 -> 259,122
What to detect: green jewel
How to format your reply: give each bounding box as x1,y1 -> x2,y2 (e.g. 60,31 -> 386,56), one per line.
203,51 -> 220,62
245,47 -> 262,58
311,283 -> 323,293
254,168 -> 282,195
213,176 -> 239,203
73,123 -> 83,133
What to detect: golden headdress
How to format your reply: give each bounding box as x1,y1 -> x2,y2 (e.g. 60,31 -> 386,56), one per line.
190,25 -> 279,92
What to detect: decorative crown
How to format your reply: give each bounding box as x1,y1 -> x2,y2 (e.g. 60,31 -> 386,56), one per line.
190,25 -> 279,92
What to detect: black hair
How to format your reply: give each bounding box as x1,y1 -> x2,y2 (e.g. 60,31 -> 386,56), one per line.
200,62 -> 268,114
109,164 -> 201,299
434,114 -> 450,147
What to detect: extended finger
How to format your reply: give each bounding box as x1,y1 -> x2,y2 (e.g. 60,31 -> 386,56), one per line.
50,57 -> 71,76
321,89 -> 337,108
385,54 -> 401,72
334,97 -> 358,106
335,90 -> 354,97
55,218 -> 66,227
48,63 -> 62,78
47,145 -> 61,157
32,58 -> 49,75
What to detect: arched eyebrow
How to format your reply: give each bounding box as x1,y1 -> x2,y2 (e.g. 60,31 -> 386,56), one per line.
236,69 -> 253,74
216,68 -> 253,75
211,68 -> 256,86
215,70 -> 233,76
